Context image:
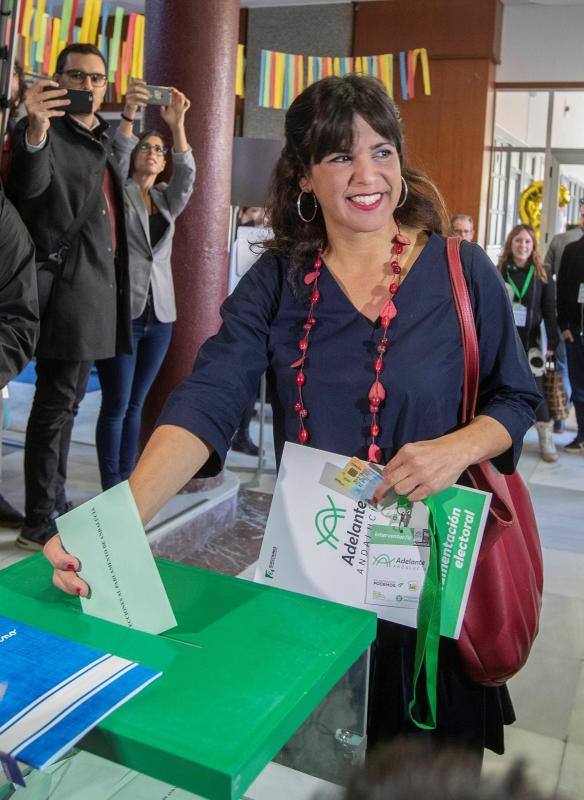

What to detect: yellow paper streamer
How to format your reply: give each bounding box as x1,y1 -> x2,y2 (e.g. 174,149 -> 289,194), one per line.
33,0 -> 47,41
136,15 -> 145,79
120,41 -> 128,95
49,17 -> 61,74
272,50 -> 285,109
380,54 -> 393,98
236,43 -> 245,98
21,0 -> 34,39
89,0 -> 102,44
130,16 -> 139,77
306,55 -> 314,86
78,0 -> 94,44
412,47 -> 431,95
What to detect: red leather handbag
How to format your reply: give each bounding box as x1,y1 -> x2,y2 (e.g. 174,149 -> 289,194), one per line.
446,237 -> 544,687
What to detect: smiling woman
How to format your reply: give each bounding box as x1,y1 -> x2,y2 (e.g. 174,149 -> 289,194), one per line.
264,74 -> 448,272
45,74 -> 541,762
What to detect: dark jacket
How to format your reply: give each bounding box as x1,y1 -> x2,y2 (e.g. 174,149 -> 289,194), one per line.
557,238 -> 584,336
503,262 -> 559,351
6,115 -> 134,361
0,192 -> 39,387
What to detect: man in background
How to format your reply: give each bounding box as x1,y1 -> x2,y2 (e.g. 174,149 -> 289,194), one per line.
557,236 -> 584,454
544,198 -> 584,431
450,214 -> 474,242
7,43 -> 137,550
544,198 -> 584,278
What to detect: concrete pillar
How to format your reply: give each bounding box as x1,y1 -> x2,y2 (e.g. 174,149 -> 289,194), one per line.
141,0 -> 239,448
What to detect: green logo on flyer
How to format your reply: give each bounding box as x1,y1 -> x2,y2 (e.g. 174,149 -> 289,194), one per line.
315,495 -> 346,550
264,569 -> 274,579
372,553 -> 396,567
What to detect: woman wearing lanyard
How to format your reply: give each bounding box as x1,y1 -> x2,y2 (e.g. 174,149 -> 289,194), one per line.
46,75 -> 540,758
498,224 -> 559,462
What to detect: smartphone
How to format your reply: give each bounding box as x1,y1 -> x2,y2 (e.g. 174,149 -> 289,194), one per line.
43,88 -> 93,115
145,85 -> 171,106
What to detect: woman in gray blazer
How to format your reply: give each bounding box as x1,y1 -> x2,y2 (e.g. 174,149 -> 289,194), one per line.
95,88 -> 195,489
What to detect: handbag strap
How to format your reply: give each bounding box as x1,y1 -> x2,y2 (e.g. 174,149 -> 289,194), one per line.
445,237 -> 479,422
48,172 -> 106,274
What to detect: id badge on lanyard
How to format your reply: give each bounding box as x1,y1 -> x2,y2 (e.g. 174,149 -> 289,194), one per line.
507,265 -> 534,329
512,302 -> 528,327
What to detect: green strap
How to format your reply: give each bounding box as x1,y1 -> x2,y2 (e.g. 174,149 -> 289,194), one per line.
408,509 -> 442,730
506,264 -> 535,302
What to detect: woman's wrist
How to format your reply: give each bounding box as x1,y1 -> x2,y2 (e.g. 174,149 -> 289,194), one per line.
121,111 -> 135,123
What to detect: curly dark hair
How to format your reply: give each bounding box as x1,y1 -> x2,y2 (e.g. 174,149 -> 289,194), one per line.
263,74 -> 449,270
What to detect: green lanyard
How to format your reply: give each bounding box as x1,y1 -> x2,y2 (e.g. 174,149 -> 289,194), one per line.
506,264 -> 535,302
408,508 -> 441,730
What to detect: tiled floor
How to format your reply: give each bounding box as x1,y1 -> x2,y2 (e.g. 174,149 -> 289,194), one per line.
1,383 -> 583,797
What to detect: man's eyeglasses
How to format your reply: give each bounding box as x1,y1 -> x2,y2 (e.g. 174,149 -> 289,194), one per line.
61,69 -> 107,87
138,142 -> 168,155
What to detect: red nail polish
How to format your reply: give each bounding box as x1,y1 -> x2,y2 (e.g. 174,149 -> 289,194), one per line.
66,563 -> 76,571
76,587 -> 82,596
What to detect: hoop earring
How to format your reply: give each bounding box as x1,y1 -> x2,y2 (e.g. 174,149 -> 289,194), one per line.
395,176 -> 408,209
297,190 -> 318,223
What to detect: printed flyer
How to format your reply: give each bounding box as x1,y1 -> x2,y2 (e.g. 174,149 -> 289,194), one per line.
254,442 -> 491,636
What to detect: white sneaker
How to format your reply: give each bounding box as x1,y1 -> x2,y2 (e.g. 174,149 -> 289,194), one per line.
536,422 -> 559,463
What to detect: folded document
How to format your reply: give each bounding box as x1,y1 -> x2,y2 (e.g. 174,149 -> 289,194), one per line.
0,615 -> 161,771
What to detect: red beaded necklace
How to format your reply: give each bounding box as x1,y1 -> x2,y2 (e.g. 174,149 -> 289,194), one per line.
290,220 -> 411,464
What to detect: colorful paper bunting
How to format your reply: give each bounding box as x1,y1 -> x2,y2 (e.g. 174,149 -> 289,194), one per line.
15,1 -> 145,105
259,47 -> 429,110
260,50 -> 304,110
16,4 -> 429,112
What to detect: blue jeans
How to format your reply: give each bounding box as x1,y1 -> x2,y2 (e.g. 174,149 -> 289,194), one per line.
555,333 -> 572,410
565,335 -> 584,439
95,303 -> 173,489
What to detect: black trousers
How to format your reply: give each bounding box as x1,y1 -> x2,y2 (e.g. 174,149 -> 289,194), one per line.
24,358 -> 92,526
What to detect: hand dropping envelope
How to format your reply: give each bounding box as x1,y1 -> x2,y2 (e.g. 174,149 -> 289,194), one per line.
58,482 -> 177,635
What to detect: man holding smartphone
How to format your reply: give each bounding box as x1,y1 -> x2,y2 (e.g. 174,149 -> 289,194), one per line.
6,44 -> 144,550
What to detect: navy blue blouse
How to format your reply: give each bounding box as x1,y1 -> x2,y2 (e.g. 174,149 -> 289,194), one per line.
158,233 -> 540,476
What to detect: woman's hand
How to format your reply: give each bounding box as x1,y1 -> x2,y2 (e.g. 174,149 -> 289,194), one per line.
160,89 -> 191,130
373,416 -> 512,504
44,534 -> 89,597
42,426 -> 211,599
123,78 -> 150,119
374,437 -> 470,504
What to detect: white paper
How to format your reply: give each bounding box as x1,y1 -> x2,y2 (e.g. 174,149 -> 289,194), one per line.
254,443 -> 429,628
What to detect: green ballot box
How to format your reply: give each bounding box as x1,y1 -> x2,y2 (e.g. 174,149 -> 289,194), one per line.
0,555 -> 376,800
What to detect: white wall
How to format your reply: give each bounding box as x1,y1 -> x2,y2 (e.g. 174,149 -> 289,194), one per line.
498,5 -> 584,83
552,92 -> 584,147
495,91 -> 548,145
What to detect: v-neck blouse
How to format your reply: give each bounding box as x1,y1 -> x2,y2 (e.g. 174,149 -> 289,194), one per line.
158,233 -> 540,477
